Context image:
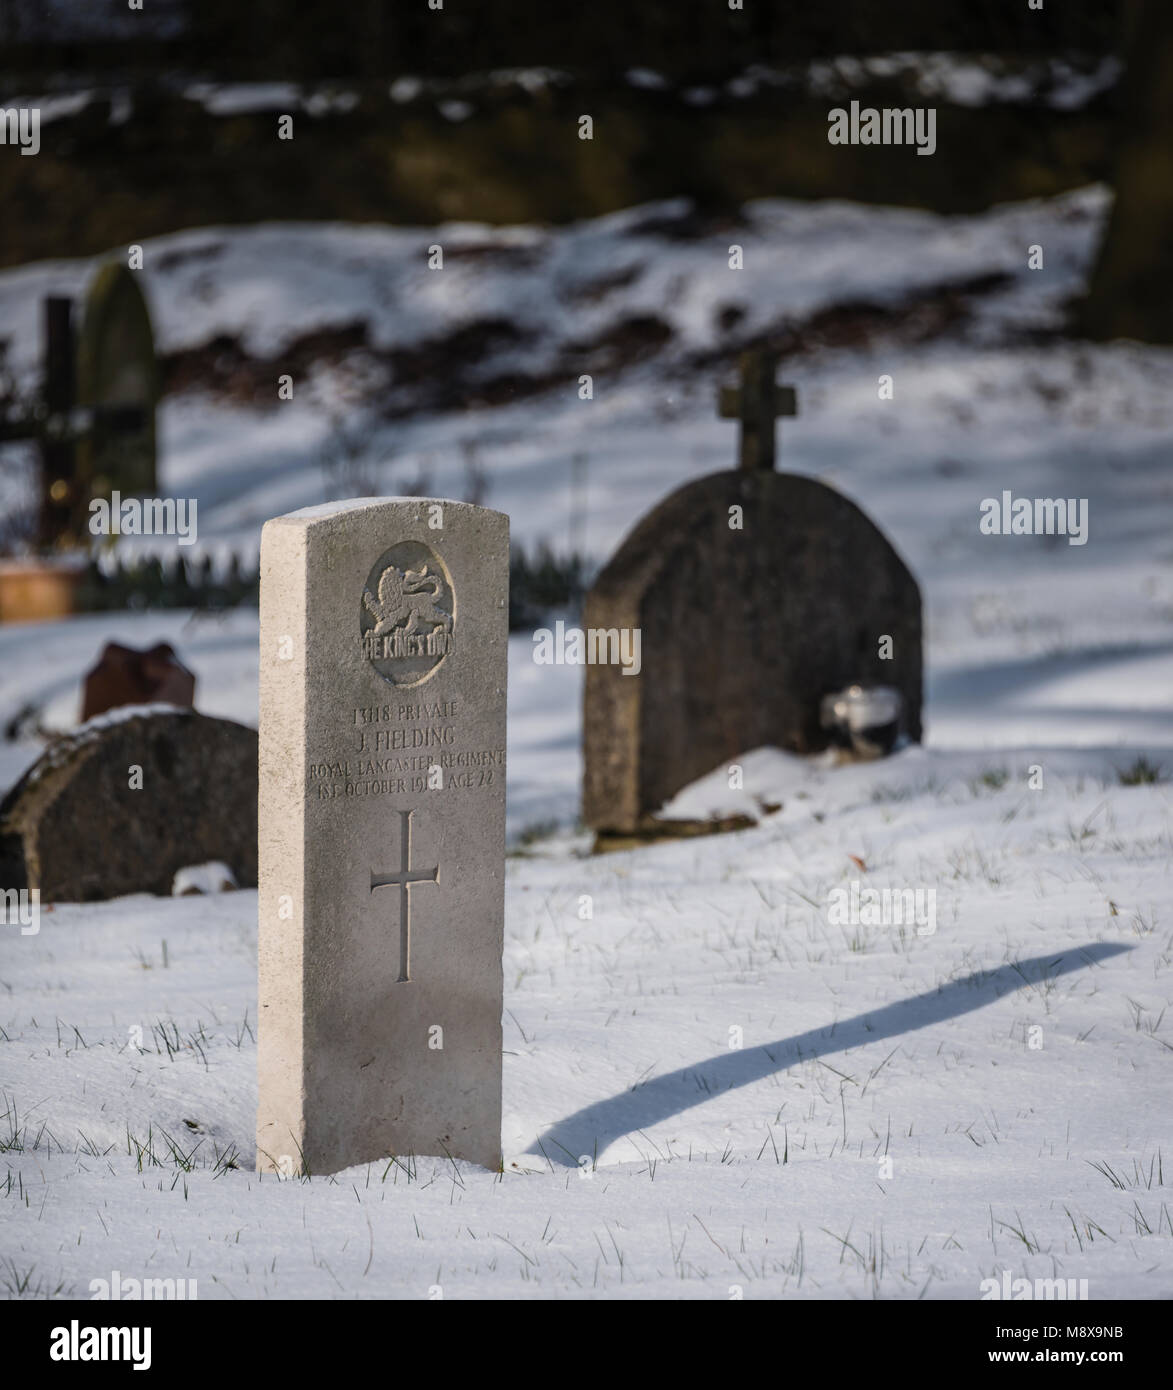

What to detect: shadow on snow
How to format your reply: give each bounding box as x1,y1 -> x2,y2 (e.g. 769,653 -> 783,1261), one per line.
530,944 -> 1131,1166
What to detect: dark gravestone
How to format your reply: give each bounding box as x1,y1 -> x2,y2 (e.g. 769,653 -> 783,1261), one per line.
81,642 -> 196,722
582,350 -> 922,837
0,280 -> 158,553
0,710 -> 256,902
74,262 -> 158,537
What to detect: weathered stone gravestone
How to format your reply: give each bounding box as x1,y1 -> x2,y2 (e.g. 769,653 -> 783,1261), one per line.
0,709 -> 257,901
583,349 -> 922,839
0,268 -> 157,552
74,262 -> 158,537
257,498 -> 508,1177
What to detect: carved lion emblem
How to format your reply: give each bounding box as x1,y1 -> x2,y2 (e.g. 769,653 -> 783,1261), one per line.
360,542 -> 455,687
362,564 -> 454,639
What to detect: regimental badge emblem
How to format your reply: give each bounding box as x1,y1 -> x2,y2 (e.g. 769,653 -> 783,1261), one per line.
360,541 -> 455,687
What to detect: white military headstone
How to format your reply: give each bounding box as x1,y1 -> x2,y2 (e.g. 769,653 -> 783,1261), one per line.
257,497 -> 508,1175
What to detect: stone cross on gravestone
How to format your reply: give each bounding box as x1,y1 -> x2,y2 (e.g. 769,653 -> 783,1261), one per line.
371,809 -> 439,984
582,353 -> 922,842
717,348 -> 797,472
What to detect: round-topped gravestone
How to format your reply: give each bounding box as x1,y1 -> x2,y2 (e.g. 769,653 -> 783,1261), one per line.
0,708 -> 256,902
74,262 -> 158,535
582,469 -> 922,836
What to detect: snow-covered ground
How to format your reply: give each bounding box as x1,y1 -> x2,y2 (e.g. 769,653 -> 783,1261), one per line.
1,748 -> 1168,1298
7,49 -> 1122,124
1,188 -> 1170,1298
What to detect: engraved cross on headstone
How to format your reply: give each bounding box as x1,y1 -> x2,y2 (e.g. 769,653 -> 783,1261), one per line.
717,348 -> 798,472
370,808 -> 439,983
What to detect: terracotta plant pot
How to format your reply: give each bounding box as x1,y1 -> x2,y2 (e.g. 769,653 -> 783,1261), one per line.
0,557 -> 86,624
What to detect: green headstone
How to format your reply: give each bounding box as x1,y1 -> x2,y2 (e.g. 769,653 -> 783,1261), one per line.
75,262 -> 158,535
